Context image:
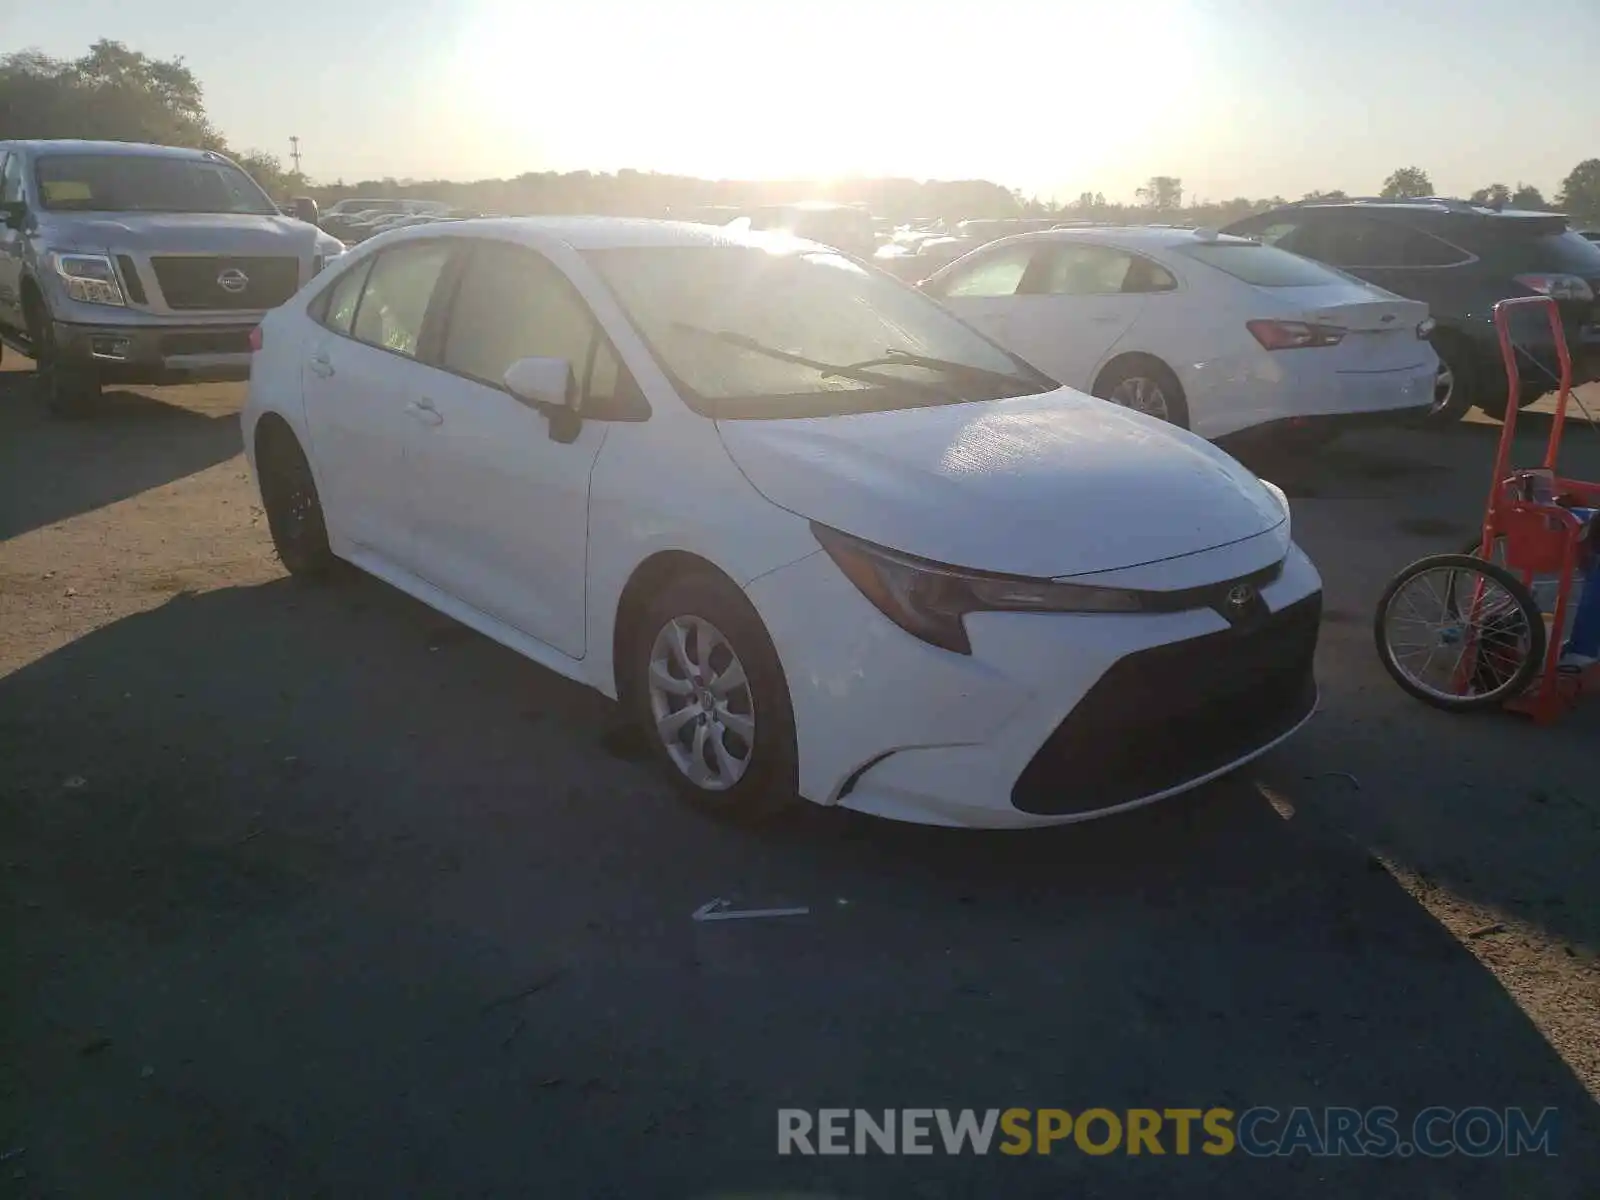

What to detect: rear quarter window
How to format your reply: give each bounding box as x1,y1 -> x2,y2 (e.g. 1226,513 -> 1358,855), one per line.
1176,243 -> 1350,287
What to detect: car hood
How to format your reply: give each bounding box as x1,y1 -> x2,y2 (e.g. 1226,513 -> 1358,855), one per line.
717,389 -> 1286,579
38,211 -> 326,256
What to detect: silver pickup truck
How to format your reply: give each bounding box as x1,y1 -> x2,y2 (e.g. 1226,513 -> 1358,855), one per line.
0,139 -> 345,416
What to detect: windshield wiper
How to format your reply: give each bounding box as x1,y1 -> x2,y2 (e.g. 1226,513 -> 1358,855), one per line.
670,324 -> 959,397
833,348 -> 1040,394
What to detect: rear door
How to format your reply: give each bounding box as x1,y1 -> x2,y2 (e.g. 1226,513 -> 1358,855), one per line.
300,238 -> 453,565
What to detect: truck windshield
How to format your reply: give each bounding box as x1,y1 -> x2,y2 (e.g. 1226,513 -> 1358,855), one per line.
35,154 -> 278,216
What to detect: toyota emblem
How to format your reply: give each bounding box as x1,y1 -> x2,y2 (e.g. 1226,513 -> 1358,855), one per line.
217,267 -> 250,294
1225,583 -> 1256,610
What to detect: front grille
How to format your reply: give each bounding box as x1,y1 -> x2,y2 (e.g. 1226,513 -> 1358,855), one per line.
115,255 -> 147,305
1011,593 -> 1321,815
159,330 -> 253,357
150,256 -> 300,311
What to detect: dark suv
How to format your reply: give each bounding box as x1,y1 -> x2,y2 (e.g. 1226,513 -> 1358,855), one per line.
1223,199 -> 1600,421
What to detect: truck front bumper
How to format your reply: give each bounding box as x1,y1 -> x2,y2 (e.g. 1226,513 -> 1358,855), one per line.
52,320 -> 255,385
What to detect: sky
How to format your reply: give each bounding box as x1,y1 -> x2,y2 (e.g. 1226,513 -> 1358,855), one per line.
5,0 -> 1597,203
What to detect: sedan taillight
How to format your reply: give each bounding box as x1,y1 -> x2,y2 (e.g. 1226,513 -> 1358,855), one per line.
1247,319 -> 1347,350
248,325 -> 263,353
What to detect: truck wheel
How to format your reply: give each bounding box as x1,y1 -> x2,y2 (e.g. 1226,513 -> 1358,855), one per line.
26,298 -> 99,418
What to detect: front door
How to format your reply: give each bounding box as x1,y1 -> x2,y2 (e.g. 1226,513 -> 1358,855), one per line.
405,241 -> 609,658
300,239 -> 453,565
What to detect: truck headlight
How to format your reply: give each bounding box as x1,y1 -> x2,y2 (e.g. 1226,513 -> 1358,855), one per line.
50,252 -> 125,307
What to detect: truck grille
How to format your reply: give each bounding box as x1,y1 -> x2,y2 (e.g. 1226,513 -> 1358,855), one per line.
1010,593 -> 1321,815
150,256 -> 300,311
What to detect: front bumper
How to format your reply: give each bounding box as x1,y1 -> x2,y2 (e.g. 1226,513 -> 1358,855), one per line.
52,319 -> 255,384
745,540 -> 1324,829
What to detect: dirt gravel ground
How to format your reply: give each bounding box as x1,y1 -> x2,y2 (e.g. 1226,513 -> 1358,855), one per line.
1,357 -> 1598,1198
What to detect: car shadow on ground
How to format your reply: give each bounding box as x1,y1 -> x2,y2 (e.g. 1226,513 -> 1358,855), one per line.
2,574 -> 1596,1197
0,367 -> 242,541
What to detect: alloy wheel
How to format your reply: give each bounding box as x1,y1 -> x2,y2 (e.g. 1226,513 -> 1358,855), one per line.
1432,360 -> 1455,415
1109,376 -> 1170,421
646,615 -> 756,791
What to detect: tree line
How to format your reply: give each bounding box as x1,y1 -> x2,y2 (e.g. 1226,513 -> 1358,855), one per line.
4,42 -> 1599,227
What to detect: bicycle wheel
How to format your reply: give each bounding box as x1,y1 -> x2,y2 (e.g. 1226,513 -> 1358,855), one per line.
1374,553 -> 1545,712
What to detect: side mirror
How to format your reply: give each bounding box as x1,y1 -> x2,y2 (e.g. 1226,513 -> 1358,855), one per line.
504,356 -> 573,408
1,201 -> 26,230
504,356 -> 581,442
292,196 -> 320,226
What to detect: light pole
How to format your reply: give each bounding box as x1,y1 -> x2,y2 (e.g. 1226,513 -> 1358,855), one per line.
289,136 -> 302,176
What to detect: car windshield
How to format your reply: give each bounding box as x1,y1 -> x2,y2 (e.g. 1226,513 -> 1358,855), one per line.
35,154 -> 277,215
586,245 -> 1051,419
1178,241 -> 1351,287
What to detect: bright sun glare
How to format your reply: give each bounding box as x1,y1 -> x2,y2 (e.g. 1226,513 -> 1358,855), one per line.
445,0 -> 1204,195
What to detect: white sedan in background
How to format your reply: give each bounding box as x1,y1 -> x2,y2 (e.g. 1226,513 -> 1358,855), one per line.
922,226 -> 1439,442
244,218 -> 1322,829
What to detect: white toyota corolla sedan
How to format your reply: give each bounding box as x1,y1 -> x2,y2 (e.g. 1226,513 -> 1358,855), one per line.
243,218 -> 1323,829
922,226 -> 1439,443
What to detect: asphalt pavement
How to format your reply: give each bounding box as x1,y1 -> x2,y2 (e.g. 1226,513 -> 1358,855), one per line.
1,365 -> 1597,1198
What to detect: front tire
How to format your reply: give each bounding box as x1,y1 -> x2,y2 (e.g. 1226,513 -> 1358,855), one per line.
26,297 -> 99,419
257,426 -> 336,579
629,572 -> 798,819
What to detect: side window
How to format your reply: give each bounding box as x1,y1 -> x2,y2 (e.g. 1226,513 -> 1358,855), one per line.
1297,216 -> 1466,269
938,244 -> 1036,298
441,244 -> 598,393
351,241 -> 452,357
1123,254 -> 1177,294
1035,243 -> 1135,295
313,258 -> 373,335
0,153 -> 24,205
1255,222 -> 1302,247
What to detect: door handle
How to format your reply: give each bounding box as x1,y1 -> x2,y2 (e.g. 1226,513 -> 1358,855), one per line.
405,400 -> 443,427
308,351 -> 334,378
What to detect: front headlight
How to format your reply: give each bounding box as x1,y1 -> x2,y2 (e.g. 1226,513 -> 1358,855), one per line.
813,524 -> 1144,655
50,252 -> 125,307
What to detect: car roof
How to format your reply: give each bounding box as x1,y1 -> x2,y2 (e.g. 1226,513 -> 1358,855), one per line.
2,139 -> 229,161
374,215 -> 816,253
1262,200 -> 1563,225
1001,226 -> 1256,250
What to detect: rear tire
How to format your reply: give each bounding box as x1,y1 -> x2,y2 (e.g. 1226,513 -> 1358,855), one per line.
1426,334 -> 1479,423
1093,357 -> 1190,429
26,296 -> 99,419
257,425 -> 336,579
